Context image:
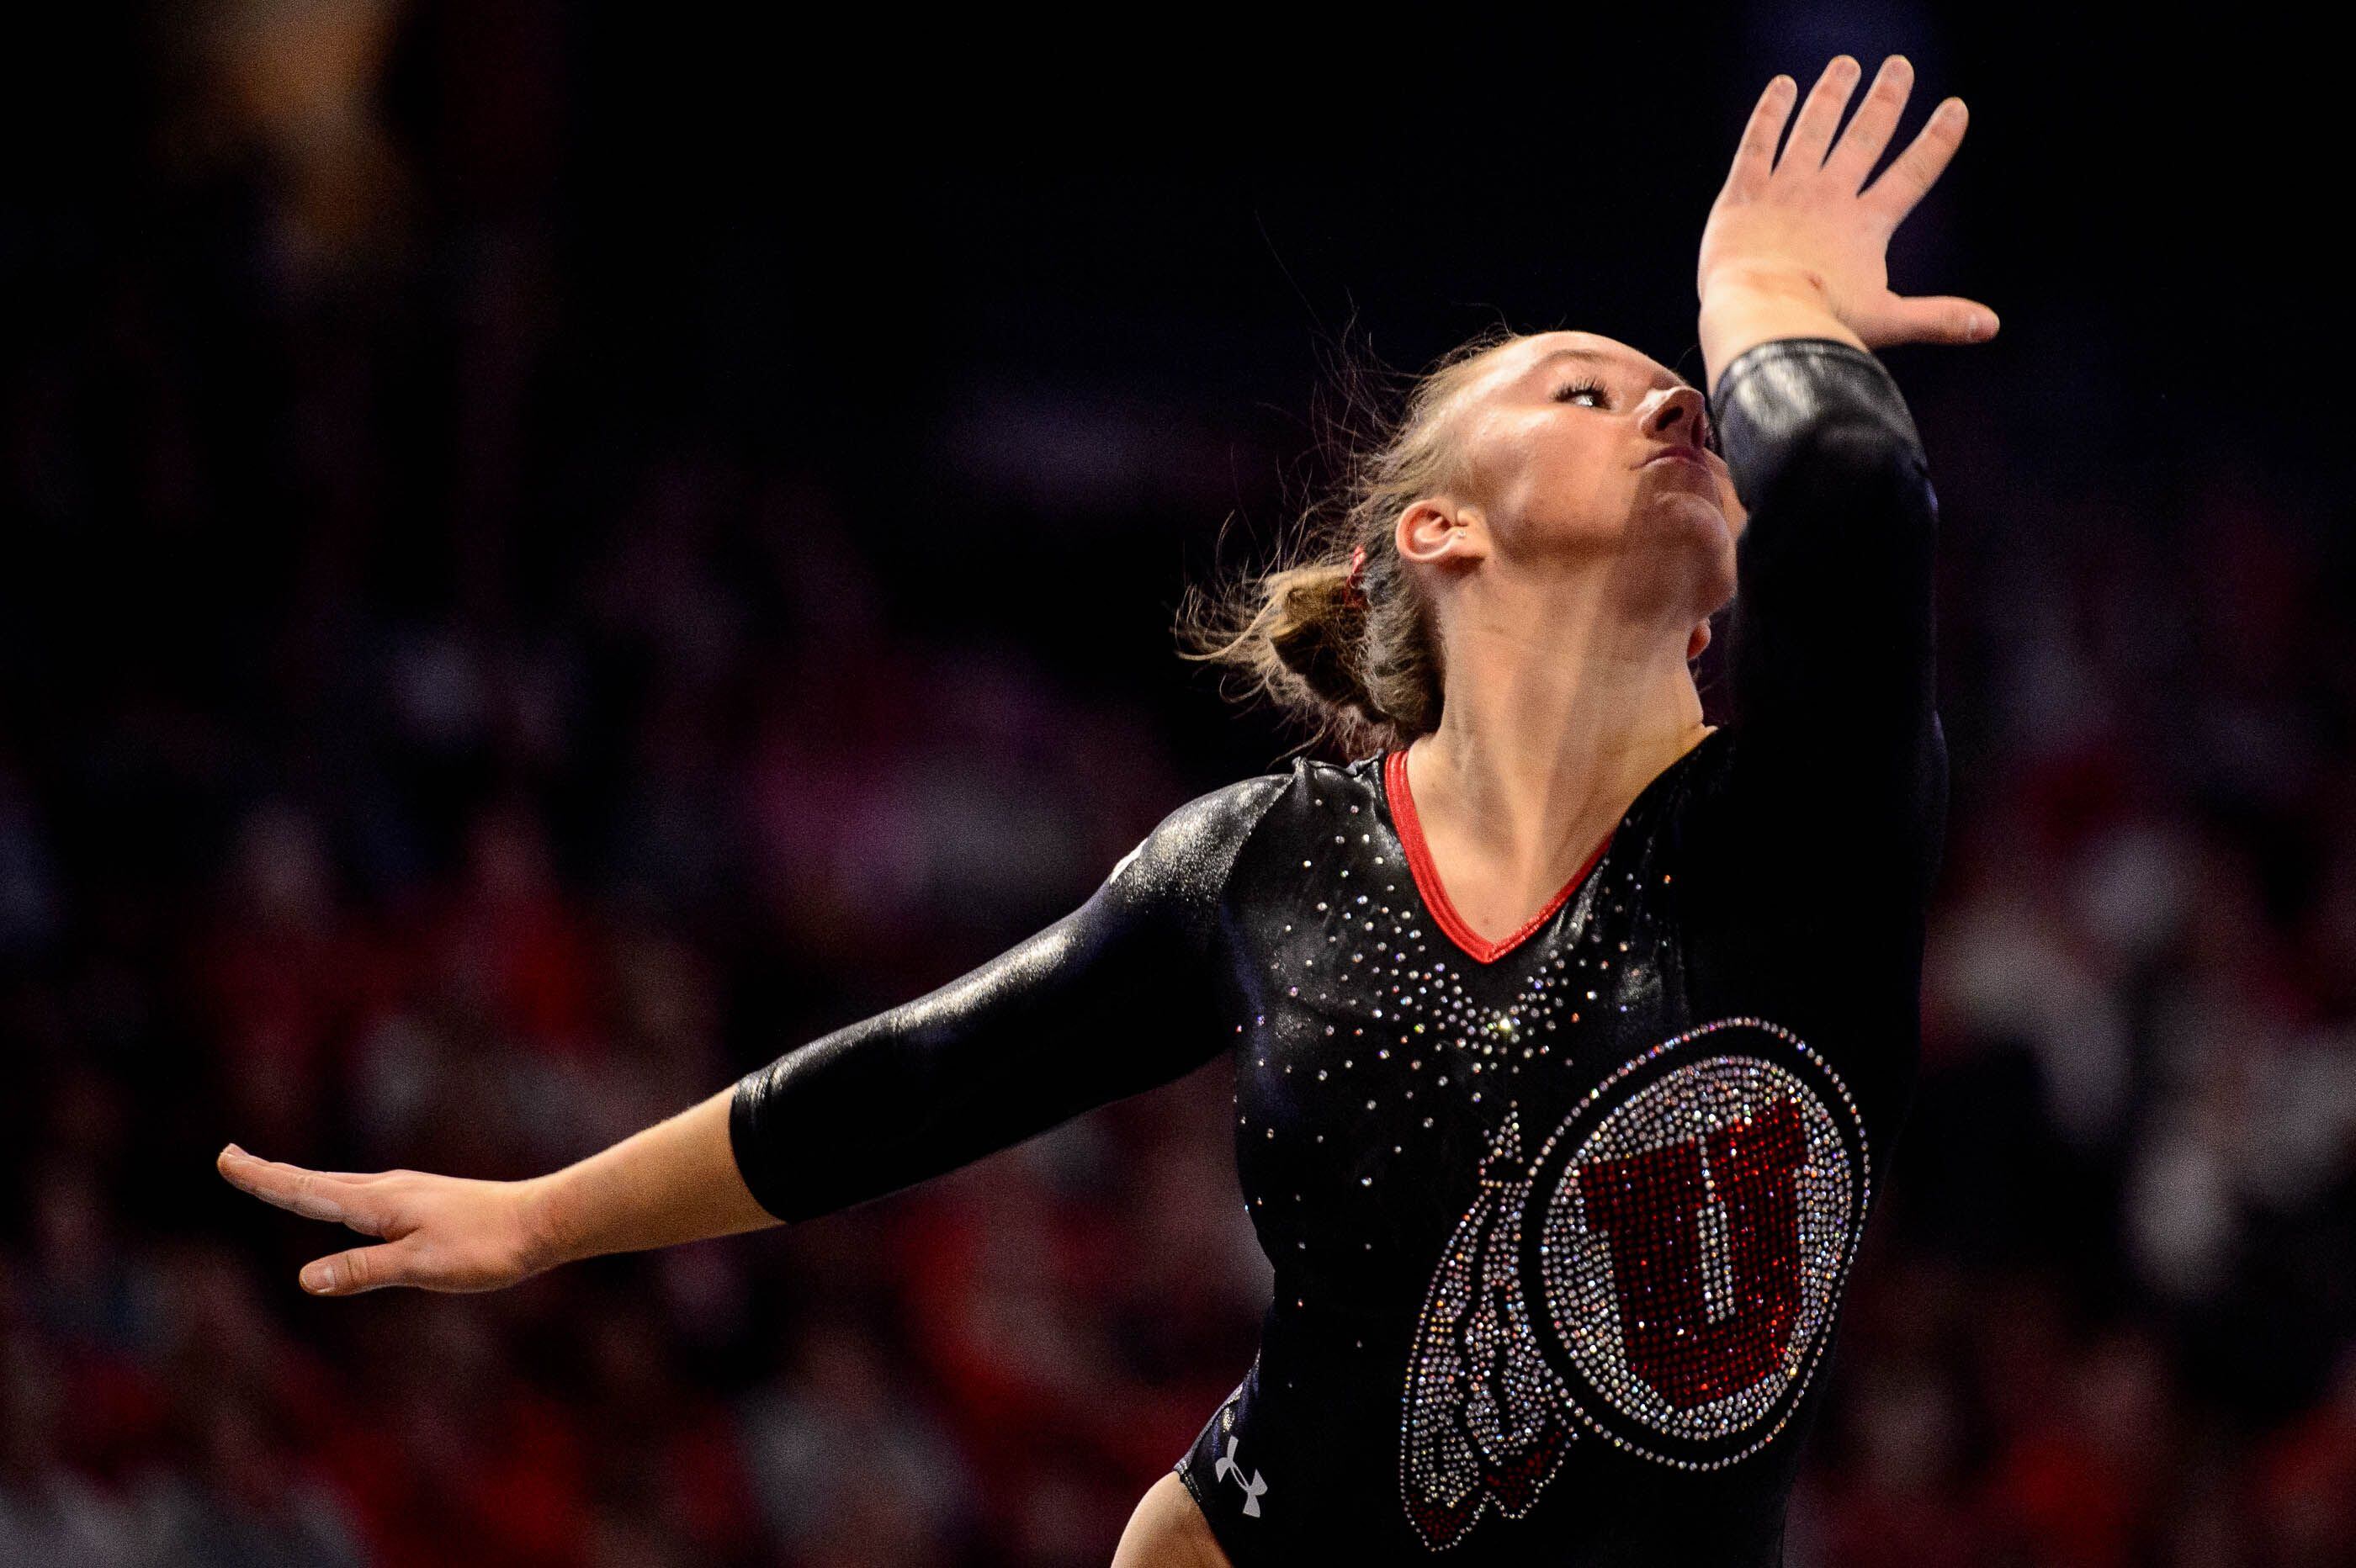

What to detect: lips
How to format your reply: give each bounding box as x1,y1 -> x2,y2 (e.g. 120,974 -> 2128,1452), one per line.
1641,448 -> 1710,470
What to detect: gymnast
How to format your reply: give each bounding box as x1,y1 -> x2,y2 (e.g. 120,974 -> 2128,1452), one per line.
220,55 -> 1993,1564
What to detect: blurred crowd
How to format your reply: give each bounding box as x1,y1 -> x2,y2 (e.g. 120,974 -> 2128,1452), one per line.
3,3 -> 2353,1565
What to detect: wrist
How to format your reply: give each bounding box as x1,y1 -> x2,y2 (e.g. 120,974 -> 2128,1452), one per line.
514,1173 -> 572,1275
1697,262 -> 1831,311
1697,272 -> 1866,398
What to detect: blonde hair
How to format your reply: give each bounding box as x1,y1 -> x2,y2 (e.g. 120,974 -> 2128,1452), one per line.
1175,325 -> 1526,758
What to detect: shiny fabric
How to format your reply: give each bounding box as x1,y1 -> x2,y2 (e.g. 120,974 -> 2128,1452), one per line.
730,336 -> 1948,1565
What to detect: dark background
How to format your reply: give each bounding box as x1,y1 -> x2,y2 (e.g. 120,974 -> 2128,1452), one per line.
3,5 -> 2351,1565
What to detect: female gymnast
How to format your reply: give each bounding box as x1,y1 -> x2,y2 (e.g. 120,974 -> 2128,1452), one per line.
218,55 -> 1994,1565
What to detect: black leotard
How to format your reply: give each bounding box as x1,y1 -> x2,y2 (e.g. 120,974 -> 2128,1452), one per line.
730,336 -> 1947,1565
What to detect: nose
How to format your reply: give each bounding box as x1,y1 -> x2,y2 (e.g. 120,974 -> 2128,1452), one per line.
1642,385 -> 1710,450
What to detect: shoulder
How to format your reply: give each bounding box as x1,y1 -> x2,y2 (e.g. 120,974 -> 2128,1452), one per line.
1107,754 -> 1384,900
1103,765 -> 1300,903
1674,712 -> 1949,919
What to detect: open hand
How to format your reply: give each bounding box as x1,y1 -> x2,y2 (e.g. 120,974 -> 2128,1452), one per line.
217,1142 -> 555,1295
1698,56 -> 1998,350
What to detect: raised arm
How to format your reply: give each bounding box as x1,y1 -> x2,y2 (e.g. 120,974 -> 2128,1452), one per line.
1708,336 -> 1944,882
1696,56 -> 1995,393
219,773 -> 1287,1293
1685,56 -> 1991,901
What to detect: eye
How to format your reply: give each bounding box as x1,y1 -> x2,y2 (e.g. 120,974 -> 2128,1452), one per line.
1552,377 -> 1610,407
1700,414 -> 1722,457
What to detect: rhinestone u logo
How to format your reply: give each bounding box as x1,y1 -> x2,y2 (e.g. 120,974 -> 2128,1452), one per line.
1579,1099 -> 1805,1409
1399,1020 -> 1870,1550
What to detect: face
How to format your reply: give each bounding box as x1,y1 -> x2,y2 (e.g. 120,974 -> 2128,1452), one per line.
1402,331 -> 1745,620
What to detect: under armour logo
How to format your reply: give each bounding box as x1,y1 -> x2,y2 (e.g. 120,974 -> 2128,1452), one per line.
1212,1436 -> 1268,1517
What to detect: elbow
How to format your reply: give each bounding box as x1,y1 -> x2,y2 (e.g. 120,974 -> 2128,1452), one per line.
1733,416 -> 1937,581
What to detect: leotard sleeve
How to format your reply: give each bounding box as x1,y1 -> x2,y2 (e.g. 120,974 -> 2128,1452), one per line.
726,771 -> 1289,1222
1693,336 -> 1950,914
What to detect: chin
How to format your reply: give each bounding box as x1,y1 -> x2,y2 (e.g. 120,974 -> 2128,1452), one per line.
1638,491 -> 1734,554
1618,502 -> 1734,619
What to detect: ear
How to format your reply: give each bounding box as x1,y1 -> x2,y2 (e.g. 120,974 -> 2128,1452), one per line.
1397,498 -> 1486,569
1687,619 -> 1712,661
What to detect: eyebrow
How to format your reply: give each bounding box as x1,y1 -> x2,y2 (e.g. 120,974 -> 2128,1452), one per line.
1526,345 -> 1695,395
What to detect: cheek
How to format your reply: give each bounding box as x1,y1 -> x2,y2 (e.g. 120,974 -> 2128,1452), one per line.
1504,430 -> 1623,527
1715,467 -> 1748,532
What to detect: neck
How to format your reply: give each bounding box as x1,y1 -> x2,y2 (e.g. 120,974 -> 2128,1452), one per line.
1407,579 -> 1712,890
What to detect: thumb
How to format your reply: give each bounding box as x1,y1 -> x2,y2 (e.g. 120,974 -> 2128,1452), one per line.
300,1238 -> 414,1296
1867,294 -> 1999,348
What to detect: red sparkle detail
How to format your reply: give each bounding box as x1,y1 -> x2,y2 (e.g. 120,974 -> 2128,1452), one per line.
1580,1099 -> 1806,1409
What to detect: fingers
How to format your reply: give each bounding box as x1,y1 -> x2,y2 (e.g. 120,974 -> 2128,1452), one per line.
1823,56 -> 1914,192
1780,56 -> 1864,171
1720,74 -> 1798,201
1863,97 -> 1969,230
1870,294 -> 2001,348
221,1144 -> 429,1295
217,1145 -> 383,1227
301,1238 -> 416,1296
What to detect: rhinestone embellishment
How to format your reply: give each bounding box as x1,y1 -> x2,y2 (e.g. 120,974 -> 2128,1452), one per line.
1398,1017 -> 1869,1549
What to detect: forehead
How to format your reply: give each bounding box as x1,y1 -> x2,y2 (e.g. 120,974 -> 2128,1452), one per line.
1486,332 -> 1692,396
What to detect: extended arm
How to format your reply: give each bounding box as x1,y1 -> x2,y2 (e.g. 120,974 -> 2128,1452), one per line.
729,772 -> 1286,1221
215,1094 -> 773,1297
218,773 -> 1285,1292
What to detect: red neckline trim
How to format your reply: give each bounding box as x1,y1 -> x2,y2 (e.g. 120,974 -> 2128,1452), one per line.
1382,749 -> 1616,966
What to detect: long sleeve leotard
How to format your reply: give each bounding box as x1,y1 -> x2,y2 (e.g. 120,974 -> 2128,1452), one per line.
730,336 -> 1948,1565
